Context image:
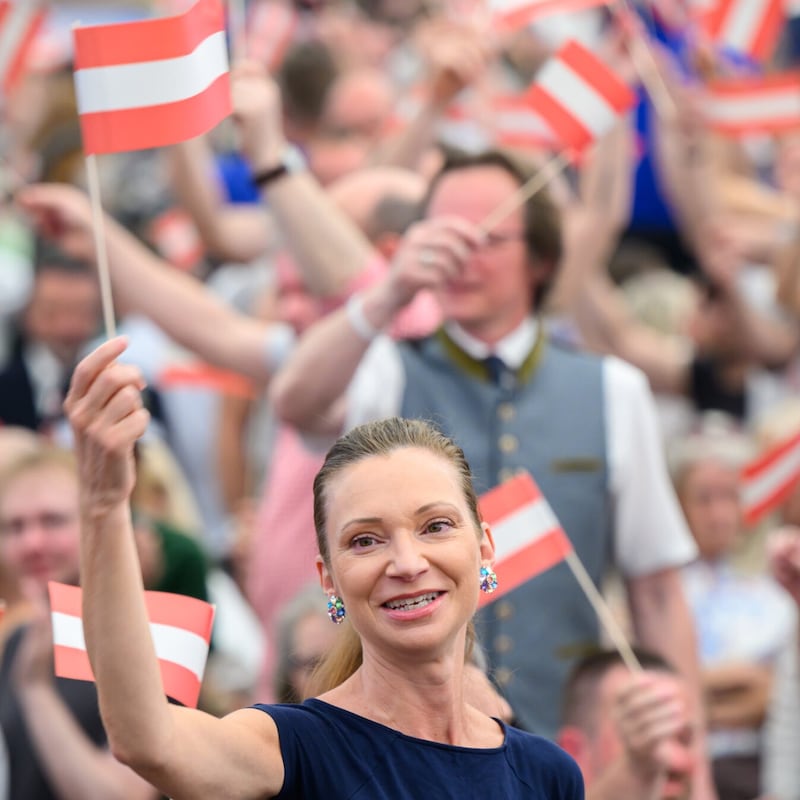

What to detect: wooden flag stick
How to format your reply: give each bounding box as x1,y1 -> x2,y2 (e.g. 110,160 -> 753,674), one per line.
478,150 -> 571,234
564,549 -> 642,673
609,0 -> 676,121
84,154 -> 116,339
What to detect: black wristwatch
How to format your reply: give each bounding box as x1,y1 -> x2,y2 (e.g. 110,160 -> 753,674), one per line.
252,146 -> 306,188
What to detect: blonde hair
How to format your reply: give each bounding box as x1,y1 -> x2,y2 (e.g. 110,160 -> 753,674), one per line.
0,446 -> 77,506
308,417 -> 482,695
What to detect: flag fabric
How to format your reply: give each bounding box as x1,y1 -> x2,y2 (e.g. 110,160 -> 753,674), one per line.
72,0 -> 231,155
0,0 -> 47,95
705,72 -> 800,136
525,40 -> 637,153
741,430 -> 800,526
489,0 -> 609,30
477,472 -> 573,607
48,581 -> 215,708
703,0 -> 784,63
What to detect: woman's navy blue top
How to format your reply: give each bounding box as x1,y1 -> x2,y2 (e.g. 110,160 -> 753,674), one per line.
253,699 -> 584,799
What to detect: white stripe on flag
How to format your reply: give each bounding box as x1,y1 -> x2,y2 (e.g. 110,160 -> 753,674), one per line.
742,444 -> 800,509
75,29 -> 228,114
0,1 -> 40,85
491,498 -> 561,561
535,58 -> 618,139
52,611 -> 210,682
708,89 -> 800,125
719,0 -> 772,52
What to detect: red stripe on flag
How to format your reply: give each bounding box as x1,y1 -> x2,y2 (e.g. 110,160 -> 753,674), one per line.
744,479 -> 799,526
53,644 -> 95,682
2,8 -> 45,94
78,72 -> 231,154
749,0 -> 784,62
526,83 -> 592,152
73,0 -> 225,70
158,659 -> 204,708
478,527 -> 571,607
0,4 -> 8,30
478,472 -> 541,523
49,581 -> 81,616
144,590 -> 216,639
559,40 -> 637,114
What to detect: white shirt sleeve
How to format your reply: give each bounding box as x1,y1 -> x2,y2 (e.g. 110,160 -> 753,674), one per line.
344,335 -> 406,431
605,357 -> 698,577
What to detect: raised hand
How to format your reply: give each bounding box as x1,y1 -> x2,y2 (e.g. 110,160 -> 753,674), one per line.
16,183 -> 96,264
64,338 -> 149,518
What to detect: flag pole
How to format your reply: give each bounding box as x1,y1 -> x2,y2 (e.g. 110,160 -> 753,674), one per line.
478,150 -> 571,234
563,549 -> 642,672
84,154 -> 117,339
609,0 -> 676,120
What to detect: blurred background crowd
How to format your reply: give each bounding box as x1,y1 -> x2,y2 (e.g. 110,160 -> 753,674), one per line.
3,0 -> 800,798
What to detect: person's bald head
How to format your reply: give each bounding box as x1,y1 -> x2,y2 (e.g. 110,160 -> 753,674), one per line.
327,166 -> 425,245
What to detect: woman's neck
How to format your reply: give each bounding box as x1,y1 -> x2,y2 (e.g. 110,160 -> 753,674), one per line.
322,650 -> 485,746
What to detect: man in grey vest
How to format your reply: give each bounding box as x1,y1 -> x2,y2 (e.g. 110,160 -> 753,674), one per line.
271,148 -> 708,791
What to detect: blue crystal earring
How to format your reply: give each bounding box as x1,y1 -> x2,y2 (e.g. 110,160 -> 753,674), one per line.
480,566 -> 498,594
327,594 -> 346,624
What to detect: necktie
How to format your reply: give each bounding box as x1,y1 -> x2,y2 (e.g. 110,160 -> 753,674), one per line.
484,355 -> 506,386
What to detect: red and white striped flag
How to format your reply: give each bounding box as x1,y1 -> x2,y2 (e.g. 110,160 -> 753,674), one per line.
704,0 -> 784,63
48,581 -> 215,708
705,72 -> 800,136
477,472 -> 573,607
489,0 -> 608,30
72,0 -> 231,155
525,40 -> 637,153
0,0 -> 47,95
741,430 -> 800,526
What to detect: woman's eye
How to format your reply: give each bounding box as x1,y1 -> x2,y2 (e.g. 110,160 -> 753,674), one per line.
426,519 -> 453,534
351,535 -> 377,549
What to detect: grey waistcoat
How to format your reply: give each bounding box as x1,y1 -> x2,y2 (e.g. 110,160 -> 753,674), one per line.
398,329 -> 613,736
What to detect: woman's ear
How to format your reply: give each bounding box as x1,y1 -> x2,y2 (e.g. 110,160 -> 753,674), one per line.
316,554 -> 335,595
480,522 -> 496,566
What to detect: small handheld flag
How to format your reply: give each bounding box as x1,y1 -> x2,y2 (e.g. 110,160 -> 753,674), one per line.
48,582 -> 215,709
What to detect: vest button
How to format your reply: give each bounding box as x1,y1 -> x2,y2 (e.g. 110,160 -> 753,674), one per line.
494,667 -> 513,687
498,434 -> 518,453
495,601 -> 514,620
493,634 -> 513,654
497,402 -> 515,422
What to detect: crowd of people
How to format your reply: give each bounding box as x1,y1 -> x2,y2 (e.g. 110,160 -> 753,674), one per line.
2,0 -> 800,797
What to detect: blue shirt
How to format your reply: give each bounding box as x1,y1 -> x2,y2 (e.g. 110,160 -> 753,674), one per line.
255,698 -> 584,799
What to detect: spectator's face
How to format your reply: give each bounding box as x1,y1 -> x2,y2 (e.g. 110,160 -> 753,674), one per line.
318,446 -> 493,660
678,460 -> 742,560
0,465 -> 81,588
426,166 -> 536,335
288,609 -> 339,700
588,666 -> 692,799
24,269 -> 100,364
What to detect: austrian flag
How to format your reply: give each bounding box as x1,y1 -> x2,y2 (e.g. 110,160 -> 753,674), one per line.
72,0 -> 231,155
478,472 -> 573,607
741,430 -> 800,526
706,73 -> 800,137
526,40 -> 637,153
48,582 -> 215,708
0,0 -> 47,95
704,0 -> 784,63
